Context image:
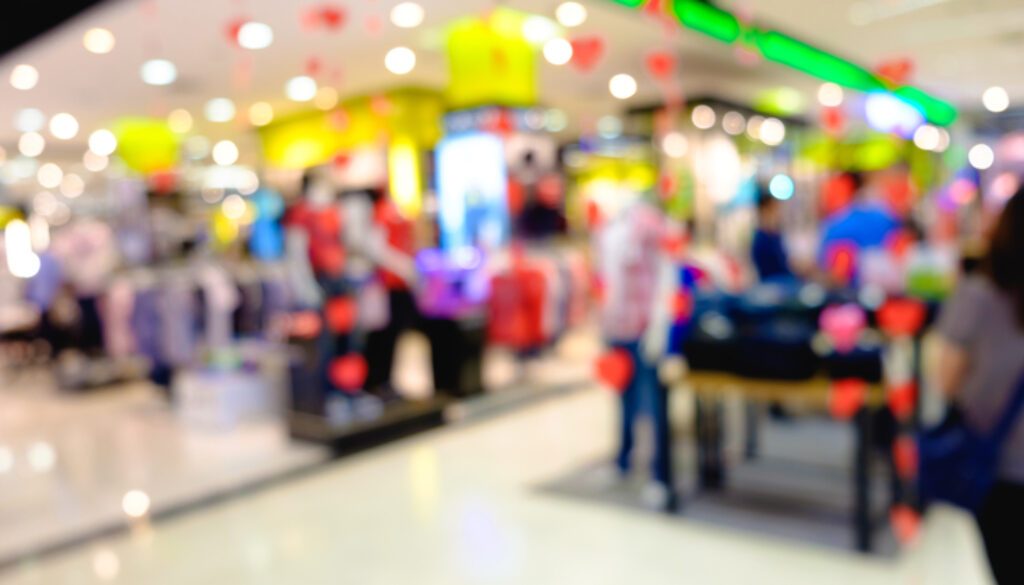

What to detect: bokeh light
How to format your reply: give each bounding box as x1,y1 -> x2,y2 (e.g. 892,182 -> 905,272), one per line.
10,65 -> 39,90
212,140 -> 239,166
60,173 -> 85,198
555,2 -> 587,27
37,163 -> 63,189
968,143 -> 994,170
769,173 -> 795,200
168,109 -> 193,133
15,108 -> 46,132
722,111 -> 746,135
248,102 -> 274,126
237,22 -> 273,50
817,82 -> 843,107
759,117 -> 786,146
88,129 -> 118,156
315,87 -> 339,110
121,490 -> 151,518
692,105 -> 715,130
49,113 -> 79,140
982,86 -> 1009,113
384,48 -> 416,75
609,74 -> 637,100
912,125 -> 940,151
140,59 -> 177,86
83,28 -> 116,54
543,38 -> 573,65
83,150 -> 109,172
18,132 -> 46,157
205,98 -> 236,122
661,132 -> 688,158
390,2 -> 425,28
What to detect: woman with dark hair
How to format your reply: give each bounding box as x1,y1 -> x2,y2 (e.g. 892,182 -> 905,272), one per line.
935,185 -> 1024,584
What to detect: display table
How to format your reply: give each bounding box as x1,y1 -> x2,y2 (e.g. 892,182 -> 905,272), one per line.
682,371 -> 886,553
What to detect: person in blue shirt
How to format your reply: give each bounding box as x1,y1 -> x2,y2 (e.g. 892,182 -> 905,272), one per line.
819,171 -> 901,282
752,187 -> 793,282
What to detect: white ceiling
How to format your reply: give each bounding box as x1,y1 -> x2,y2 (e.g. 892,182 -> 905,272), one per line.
0,0 -> 1020,162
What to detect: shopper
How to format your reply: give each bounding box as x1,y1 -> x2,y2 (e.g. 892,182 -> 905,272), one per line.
751,187 -> 793,282
935,185 -> 1024,585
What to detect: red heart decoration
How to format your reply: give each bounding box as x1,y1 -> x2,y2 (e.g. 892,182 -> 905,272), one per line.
224,17 -> 247,46
822,173 -> 857,217
887,229 -> 915,262
819,303 -> 866,354
821,106 -> 845,136
320,6 -> 346,30
829,378 -> 866,420
301,7 -> 323,31
877,298 -> 927,338
893,435 -> 918,480
569,36 -> 606,73
824,242 -> 858,287
288,311 -> 323,339
364,14 -> 382,34
305,56 -> 322,77
328,354 -> 368,393
595,349 -> 634,393
645,51 -> 676,81
887,381 -> 917,421
672,290 -> 693,322
889,504 -> 921,545
324,296 -> 358,334
877,58 -> 914,85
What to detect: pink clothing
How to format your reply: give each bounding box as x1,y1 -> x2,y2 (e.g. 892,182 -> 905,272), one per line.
596,203 -> 663,342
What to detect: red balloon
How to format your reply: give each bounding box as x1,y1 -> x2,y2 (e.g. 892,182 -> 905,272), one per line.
594,349 -> 634,393
569,36 -> 606,72
829,378 -> 866,420
877,298 -> 927,338
645,51 -> 676,81
324,296 -> 358,334
893,435 -> 918,480
887,381 -> 917,421
889,504 -> 921,545
328,354 -> 368,393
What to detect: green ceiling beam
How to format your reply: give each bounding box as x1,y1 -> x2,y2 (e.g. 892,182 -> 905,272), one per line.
605,0 -> 957,126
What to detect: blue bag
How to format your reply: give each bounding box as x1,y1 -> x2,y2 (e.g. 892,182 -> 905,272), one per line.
918,372 -> 1024,511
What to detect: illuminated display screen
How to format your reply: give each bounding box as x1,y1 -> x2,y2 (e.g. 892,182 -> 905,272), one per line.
436,132 -> 510,251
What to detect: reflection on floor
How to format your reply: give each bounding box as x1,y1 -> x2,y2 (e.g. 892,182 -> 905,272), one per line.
0,371 -> 329,565
0,385 -> 995,585
0,326 -> 601,566
541,417 -> 899,554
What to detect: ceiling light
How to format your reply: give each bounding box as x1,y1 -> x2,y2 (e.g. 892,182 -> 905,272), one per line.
49,113 -> 78,140
88,129 -> 117,156
817,82 -> 843,107
912,124 -> 939,151
661,132 -> 688,158
609,74 -> 637,100
746,115 -> 764,140
167,109 -> 193,133
384,47 -> 416,75
10,65 -> 39,90
140,59 -> 177,86
248,102 -> 274,126
237,22 -> 273,50
692,105 -> 715,129
37,163 -> 63,189
315,87 -> 339,110
18,132 -> 45,157
60,173 -> 85,198
982,86 -> 1009,113
390,2 -> 425,28
722,111 -> 745,135
285,76 -> 318,101
14,108 -> 45,132
205,98 -> 236,122
934,128 -> 950,153
760,117 -> 786,146
543,38 -> 572,65
83,28 -> 115,54
121,490 -> 151,518
522,16 -> 559,44
968,143 -> 994,170
212,140 -> 239,166
26,441 -> 55,472
555,2 -> 587,27
83,150 -> 108,172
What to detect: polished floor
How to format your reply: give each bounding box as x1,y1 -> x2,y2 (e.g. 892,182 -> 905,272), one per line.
0,383 -> 995,585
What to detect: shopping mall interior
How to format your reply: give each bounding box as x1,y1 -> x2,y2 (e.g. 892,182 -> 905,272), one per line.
1,0 -> 1023,583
